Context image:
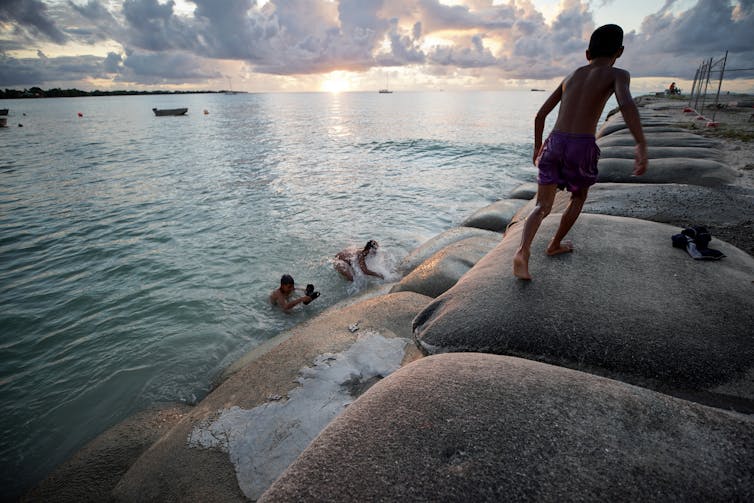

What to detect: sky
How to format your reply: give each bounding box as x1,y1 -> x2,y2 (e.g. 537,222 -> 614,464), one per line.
0,0 -> 753,93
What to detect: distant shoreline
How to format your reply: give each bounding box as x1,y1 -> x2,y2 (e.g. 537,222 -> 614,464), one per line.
0,88 -> 231,99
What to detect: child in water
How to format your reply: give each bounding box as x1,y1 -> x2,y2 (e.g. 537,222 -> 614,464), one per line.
334,240 -> 385,282
270,274 -> 319,312
513,24 -> 647,280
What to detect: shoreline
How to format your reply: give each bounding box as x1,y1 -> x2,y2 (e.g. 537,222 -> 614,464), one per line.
23,94 -> 754,501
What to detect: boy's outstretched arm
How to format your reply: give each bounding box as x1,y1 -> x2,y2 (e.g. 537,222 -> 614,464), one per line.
614,69 -> 648,175
533,83 -> 563,164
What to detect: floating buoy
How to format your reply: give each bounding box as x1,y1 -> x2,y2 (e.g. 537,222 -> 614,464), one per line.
696,115 -> 707,121
77,112 -> 83,117
683,107 -> 695,113
203,109 -> 209,115
706,121 -> 719,128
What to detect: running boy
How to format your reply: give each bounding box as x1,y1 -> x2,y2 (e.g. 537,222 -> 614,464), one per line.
513,24 -> 647,280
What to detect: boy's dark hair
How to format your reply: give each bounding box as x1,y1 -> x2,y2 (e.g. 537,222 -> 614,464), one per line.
280,274 -> 294,286
588,24 -> 623,58
364,240 -> 378,252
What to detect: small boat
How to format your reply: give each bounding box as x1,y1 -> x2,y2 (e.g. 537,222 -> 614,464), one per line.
378,74 -> 393,94
152,107 -> 188,116
0,108 -> 8,115
530,88 -> 545,92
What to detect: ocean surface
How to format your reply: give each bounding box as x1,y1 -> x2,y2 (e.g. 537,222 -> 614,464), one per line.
0,91 -> 614,497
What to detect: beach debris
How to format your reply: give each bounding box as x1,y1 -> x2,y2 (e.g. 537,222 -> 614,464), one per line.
348,321 -> 361,333
267,394 -> 282,401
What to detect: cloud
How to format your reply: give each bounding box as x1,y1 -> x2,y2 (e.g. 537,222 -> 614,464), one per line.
0,0 -> 68,44
427,33 -> 496,68
121,0 -> 198,51
0,52 -> 107,85
375,19 -> 425,66
67,0 -> 125,44
115,49 -> 222,83
1,0 -> 752,89
414,0 -> 517,33
622,0 -> 754,79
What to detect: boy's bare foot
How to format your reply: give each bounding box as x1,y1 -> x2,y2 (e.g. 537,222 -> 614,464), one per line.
546,240 -> 574,256
513,250 -> 532,280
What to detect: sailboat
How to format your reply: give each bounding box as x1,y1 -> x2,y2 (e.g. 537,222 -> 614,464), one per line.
224,77 -> 237,95
378,73 -> 393,94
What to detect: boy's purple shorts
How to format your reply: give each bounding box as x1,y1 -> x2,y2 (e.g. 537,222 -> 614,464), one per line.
536,131 -> 600,192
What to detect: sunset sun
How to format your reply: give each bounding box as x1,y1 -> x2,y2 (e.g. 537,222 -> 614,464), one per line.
320,72 -> 351,93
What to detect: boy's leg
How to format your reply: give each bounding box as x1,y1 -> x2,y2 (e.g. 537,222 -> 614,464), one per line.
547,186 -> 589,256
513,184 -> 558,280
334,260 -> 354,281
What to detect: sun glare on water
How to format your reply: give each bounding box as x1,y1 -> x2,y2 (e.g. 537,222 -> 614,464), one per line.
320,72 -> 351,93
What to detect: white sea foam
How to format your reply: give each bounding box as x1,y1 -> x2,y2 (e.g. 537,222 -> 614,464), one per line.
187,331 -> 408,500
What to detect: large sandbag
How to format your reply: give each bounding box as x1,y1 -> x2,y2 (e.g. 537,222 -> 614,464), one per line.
506,183 -> 753,231
413,214 -> 754,403
599,145 -> 723,161
460,198 -> 529,232
597,132 -> 719,148
507,182 -> 538,200
390,235 -> 500,298
578,183 -> 754,226
597,157 -> 735,186
397,227 -> 500,275
597,122 -> 684,138
112,292 -> 432,502
260,354 -> 754,503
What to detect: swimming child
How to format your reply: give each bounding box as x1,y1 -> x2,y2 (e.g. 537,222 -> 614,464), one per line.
270,274 -> 319,312
334,240 -> 385,282
513,24 -> 648,280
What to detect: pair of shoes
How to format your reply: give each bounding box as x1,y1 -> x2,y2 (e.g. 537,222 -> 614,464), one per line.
671,226 -> 725,260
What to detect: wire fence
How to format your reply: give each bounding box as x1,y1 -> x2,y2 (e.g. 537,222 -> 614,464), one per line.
685,52 -> 754,122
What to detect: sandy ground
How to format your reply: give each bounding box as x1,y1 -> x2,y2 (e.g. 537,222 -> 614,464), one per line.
21,94 -> 754,501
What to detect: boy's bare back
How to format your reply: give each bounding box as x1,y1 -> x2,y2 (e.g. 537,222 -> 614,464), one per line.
534,58 -> 646,176
554,64 -> 627,135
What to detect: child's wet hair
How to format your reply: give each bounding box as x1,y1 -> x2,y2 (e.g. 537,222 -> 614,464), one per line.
588,24 -> 623,58
364,240 -> 378,252
280,274 -> 294,286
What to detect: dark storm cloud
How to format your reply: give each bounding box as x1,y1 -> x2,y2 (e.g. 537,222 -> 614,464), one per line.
69,0 -> 115,21
0,0 -> 68,44
622,0 -> 754,79
191,0 -> 277,59
0,54 -> 47,85
0,52 -> 106,85
121,0 -> 199,51
116,49 -> 221,83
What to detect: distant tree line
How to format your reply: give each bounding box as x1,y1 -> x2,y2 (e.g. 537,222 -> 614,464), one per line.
0,87 -> 219,99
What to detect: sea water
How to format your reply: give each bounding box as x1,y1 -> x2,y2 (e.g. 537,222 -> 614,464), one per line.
0,91 -> 614,497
